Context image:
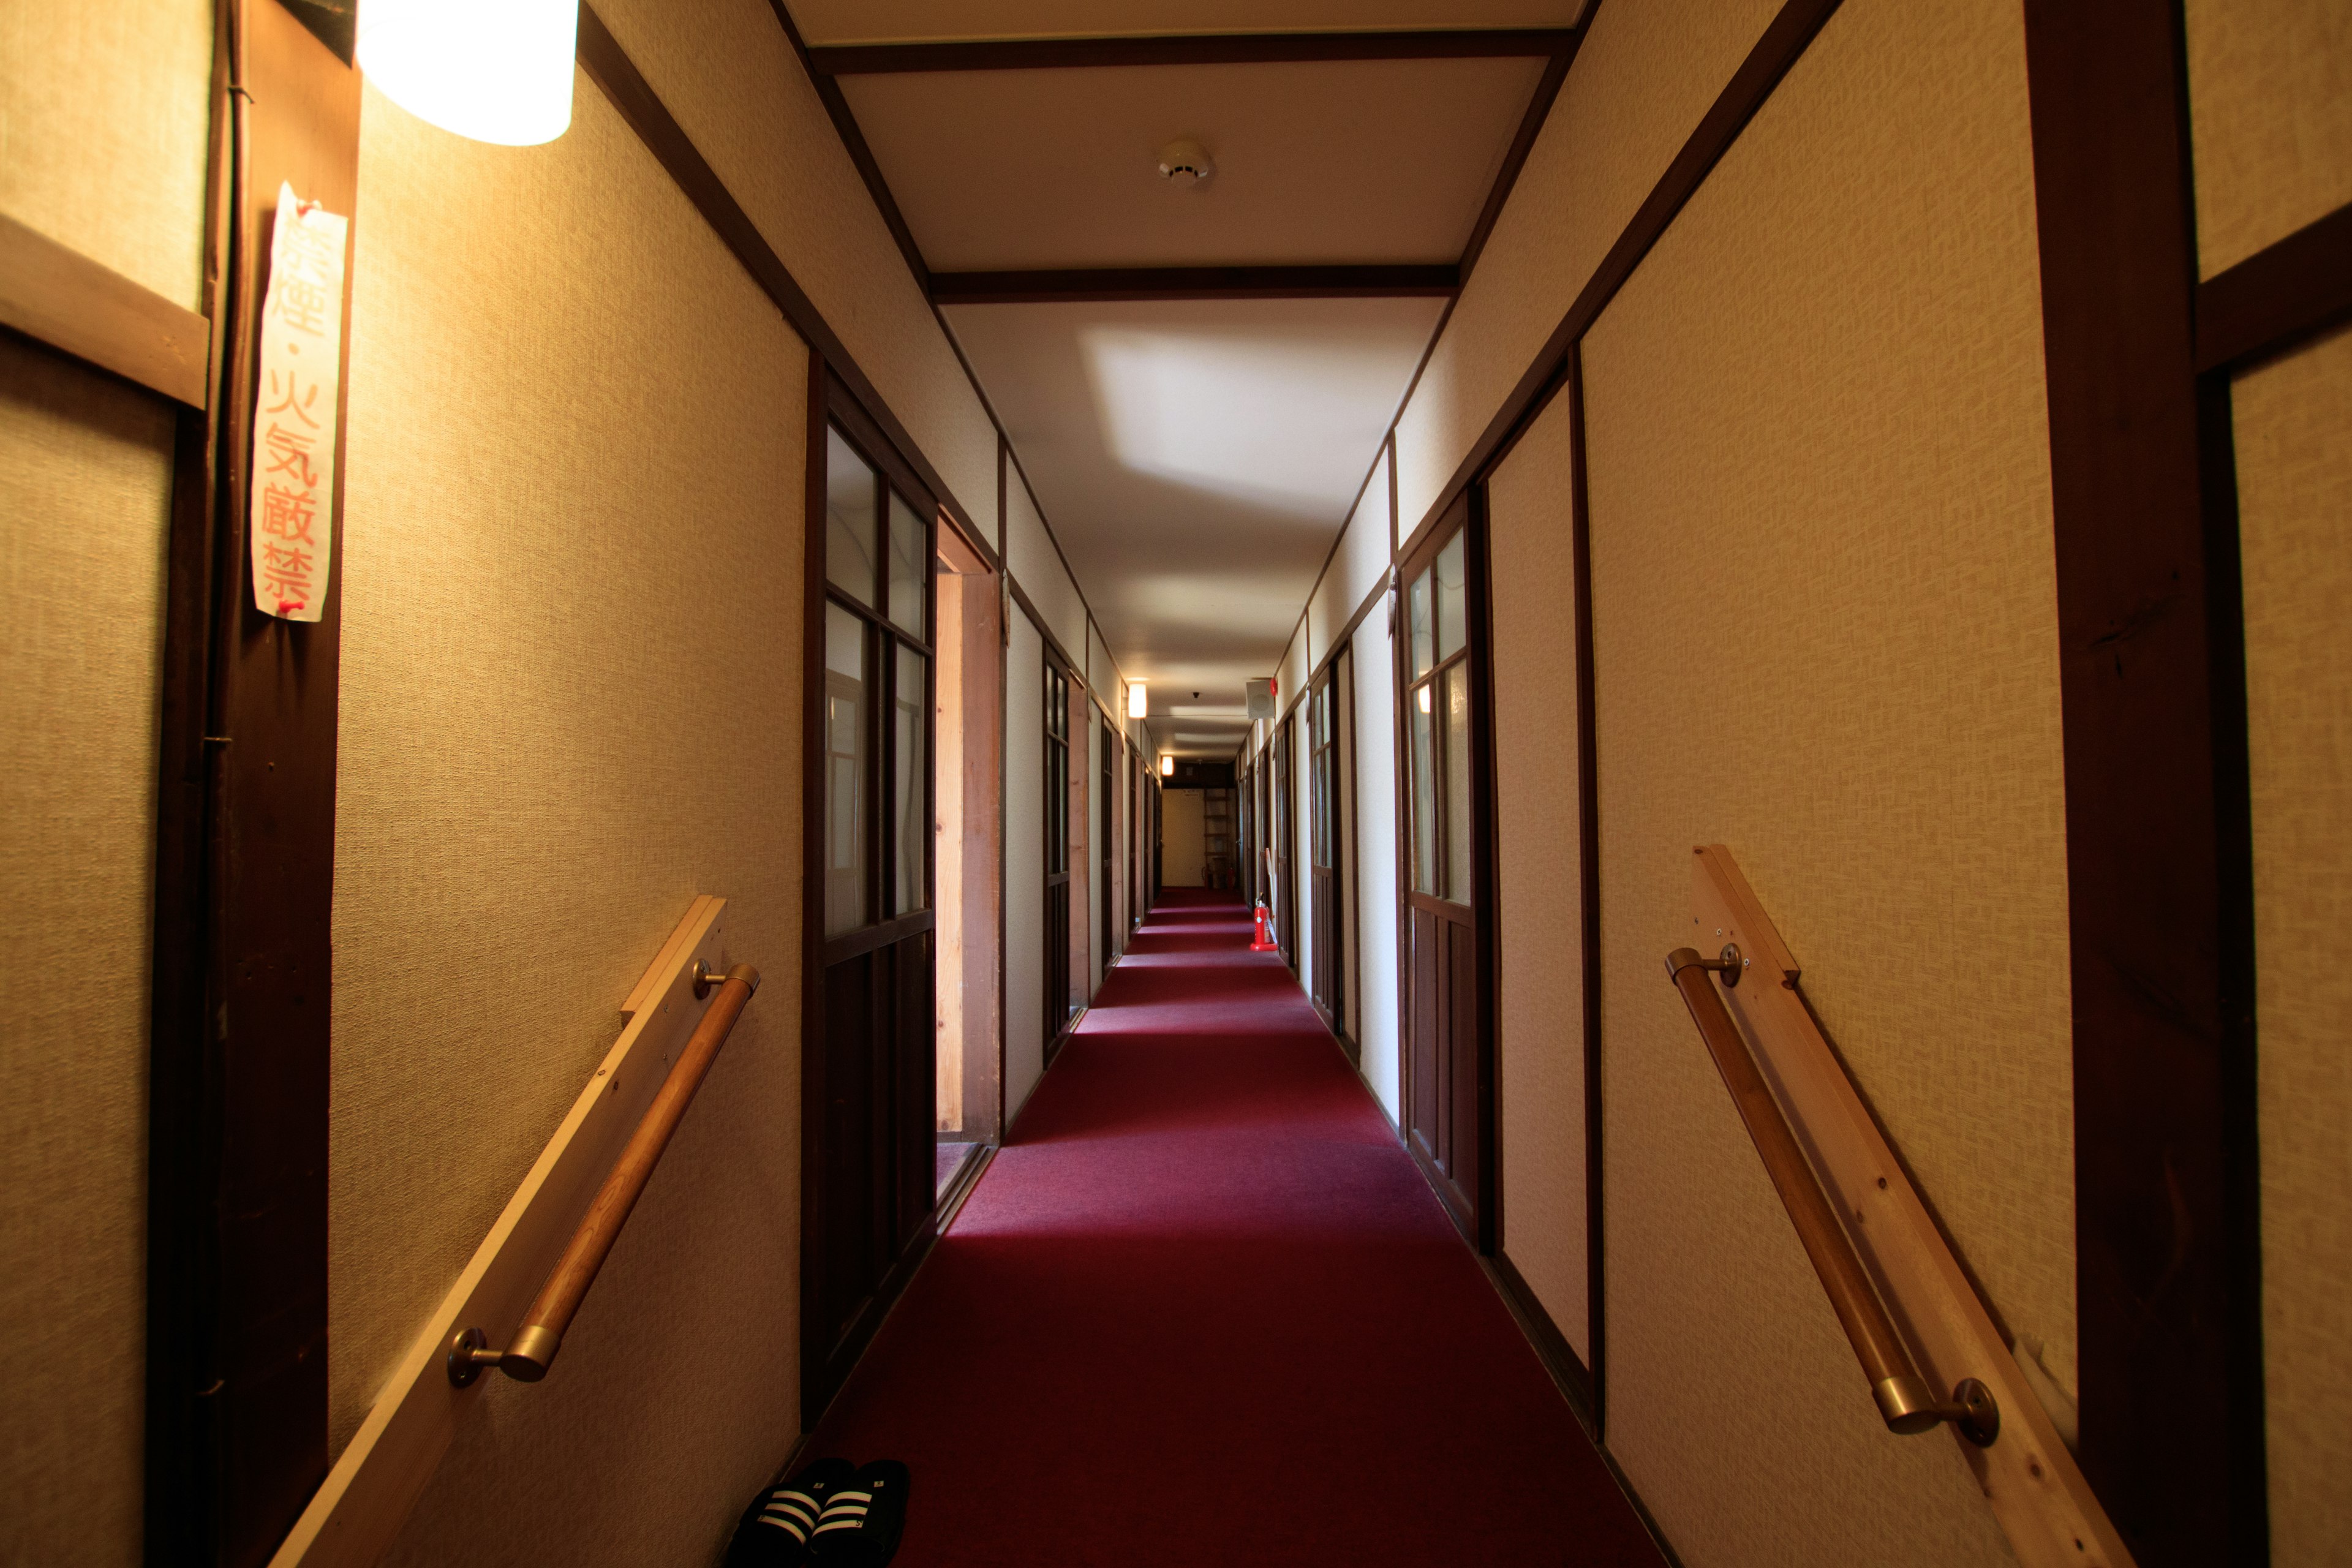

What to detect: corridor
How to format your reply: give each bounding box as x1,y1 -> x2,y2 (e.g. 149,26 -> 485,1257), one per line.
805,889 -> 1662,1567
8,2 -> 2342,1565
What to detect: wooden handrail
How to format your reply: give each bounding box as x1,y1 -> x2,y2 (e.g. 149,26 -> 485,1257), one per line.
1666,948 -> 1991,1440
448,962 -> 761,1386
271,897 -> 752,1568
1673,846 -> 2135,1568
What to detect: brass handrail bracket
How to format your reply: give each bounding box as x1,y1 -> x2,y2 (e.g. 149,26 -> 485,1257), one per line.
1667,846 -> 2133,1568
444,962 -> 761,1389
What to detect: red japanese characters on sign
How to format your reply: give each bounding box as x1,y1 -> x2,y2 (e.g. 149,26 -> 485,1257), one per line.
249,182 -> 348,622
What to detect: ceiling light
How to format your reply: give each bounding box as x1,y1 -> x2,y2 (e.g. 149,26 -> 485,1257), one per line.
1160,756 -> 1175,777
360,0 -> 579,146
1128,682 -> 1148,720
1157,138 -> 1213,184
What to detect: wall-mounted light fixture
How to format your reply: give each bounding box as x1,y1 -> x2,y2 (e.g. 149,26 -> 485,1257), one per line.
1417,686 -> 1433,714
1160,755 -> 1174,777
1128,682 -> 1148,720
359,0 -> 579,146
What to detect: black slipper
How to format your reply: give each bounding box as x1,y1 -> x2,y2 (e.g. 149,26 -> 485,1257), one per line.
807,1460 -> 911,1566
727,1457 -> 856,1567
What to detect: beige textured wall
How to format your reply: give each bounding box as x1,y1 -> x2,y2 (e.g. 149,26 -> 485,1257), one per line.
1581,1 -> 2068,1562
1485,383 -> 1588,1365
595,0 -> 999,545
2235,324 -> 2352,1568
1393,0 -> 1779,534
0,0 -> 211,306
333,72 -> 805,1564
0,7 -> 211,1560
1007,470 -> 1085,662
2185,0 -> 2352,277
0,337 -> 177,1568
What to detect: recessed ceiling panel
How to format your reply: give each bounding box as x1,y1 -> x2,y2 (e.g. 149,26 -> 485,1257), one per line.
842,58 -> 1545,270
790,1 -> 1587,46
946,295 -> 1444,739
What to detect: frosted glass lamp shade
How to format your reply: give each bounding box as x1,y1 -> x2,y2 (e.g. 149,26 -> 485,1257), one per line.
1159,756 -> 1174,777
1128,682 -> 1147,720
360,0 -> 579,146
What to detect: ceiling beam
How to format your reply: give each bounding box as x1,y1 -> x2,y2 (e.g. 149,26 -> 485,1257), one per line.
931,264 -> 1460,304
805,29 -> 1577,75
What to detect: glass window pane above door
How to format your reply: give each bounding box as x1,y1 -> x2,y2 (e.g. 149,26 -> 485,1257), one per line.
824,602 -> 869,936
1436,532 -> 1467,662
826,427 -> 877,608
1409,569 -> 1434,677
1444,662 -> 1472,904
1411,682 -> 1436,894
894,643 -> 927,914
888,491 -> 927,638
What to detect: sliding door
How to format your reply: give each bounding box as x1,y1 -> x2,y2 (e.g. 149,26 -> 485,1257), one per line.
806,396 -> 937,1412
1099,717 -> 1116,966
1043,661 -> 1071,1052
1309,670 -> 1346,1039
1399,495 -> 1493,1246
1274,723 -> 1297,971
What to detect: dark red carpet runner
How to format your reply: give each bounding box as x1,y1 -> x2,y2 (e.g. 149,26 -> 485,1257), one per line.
804,889 -> 1665,1566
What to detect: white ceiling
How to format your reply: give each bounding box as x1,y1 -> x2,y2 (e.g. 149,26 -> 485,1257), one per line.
785,3 -> 1576,759
946,296 -> 1444,755
842,58 -> 1544,270
790,0 -> 1586,46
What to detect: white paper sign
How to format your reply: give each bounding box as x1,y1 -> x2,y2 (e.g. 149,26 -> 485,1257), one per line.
250,182 -> 348,622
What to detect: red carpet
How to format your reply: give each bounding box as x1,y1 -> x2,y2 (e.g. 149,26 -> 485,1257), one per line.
804,888 -> 1666,1566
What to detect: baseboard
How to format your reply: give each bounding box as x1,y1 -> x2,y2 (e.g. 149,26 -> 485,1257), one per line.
1482,1250 -> 1596,1431
1474,1250 -> 1688,1568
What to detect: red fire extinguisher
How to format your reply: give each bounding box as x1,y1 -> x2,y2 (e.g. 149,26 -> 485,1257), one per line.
1251,900 -> 1280,952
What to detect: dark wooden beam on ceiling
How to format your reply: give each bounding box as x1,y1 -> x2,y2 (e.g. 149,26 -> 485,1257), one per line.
806,29 -> 1578,75
930,264 -> 1460,303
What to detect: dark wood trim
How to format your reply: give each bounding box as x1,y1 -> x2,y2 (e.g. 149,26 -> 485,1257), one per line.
931,264 -> 1459,304
1457,34 -> 1579,284
1006,567 -> 1088,685
2195,200 -> 2352,375
1398,0 -> 1844,563
0,211 -> 211,407
796,347 -> 831,1431
1564,345 -> 1607,1433
1003,447 -> 1107,679
1267,433 -> 1395,698
145,1 -> 357,1559
758,0 -> 933,296
145,0 -> 236,1555
824,372 -> 938,520
2020,4 -> 2264,1563
575,4 -> 987,554
1465,488 -> 1502,1255
1483,1251 -> 1594,1425
821,908 -> 938,967
806,29 -> 1580,75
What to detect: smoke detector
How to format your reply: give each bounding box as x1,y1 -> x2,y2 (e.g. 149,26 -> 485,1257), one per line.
1157,138 -> 1213,184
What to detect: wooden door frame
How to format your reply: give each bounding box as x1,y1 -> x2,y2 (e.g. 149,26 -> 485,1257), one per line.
800,366 -> 944,1425
145,6 -> 358,1558
1392,492 -> 1498,1251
